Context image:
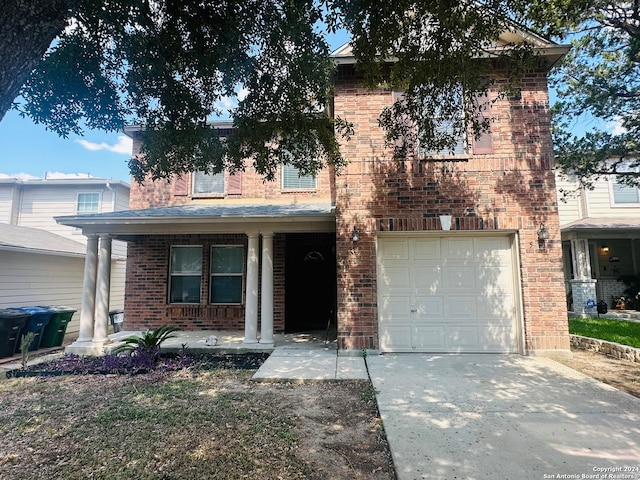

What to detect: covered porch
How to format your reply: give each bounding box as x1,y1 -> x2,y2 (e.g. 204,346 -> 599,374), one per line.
55,203 -> 336,356
561,217 -> 640,315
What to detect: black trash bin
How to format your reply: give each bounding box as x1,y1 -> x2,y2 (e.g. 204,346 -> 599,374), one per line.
0,309 -> 30,358
9,307 -> 54,352
109,309 -> 124,333
597,300 -> 608,316
38,306 -> 76,348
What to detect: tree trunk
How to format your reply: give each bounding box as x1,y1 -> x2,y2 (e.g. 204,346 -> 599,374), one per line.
0,0 -> 75,122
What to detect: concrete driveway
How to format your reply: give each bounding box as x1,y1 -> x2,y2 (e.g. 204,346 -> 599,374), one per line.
366,354 -> 640,480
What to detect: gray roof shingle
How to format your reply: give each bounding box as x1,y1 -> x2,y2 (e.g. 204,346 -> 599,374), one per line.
0,224 -> 86,256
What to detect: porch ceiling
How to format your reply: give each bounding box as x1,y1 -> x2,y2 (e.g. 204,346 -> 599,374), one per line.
55,203 -> 336,239
561,217 -> 640,239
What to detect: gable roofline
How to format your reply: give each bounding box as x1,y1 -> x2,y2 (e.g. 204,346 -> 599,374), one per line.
0,177 -> 130,188
330,26 -> 570,69
124,121 -> 235,139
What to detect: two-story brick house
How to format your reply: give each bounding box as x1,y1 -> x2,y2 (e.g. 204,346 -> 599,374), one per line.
58,30 -> 572,357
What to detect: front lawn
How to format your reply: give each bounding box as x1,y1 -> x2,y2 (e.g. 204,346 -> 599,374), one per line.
568,317 -> 640,348
0,369 -> 394,480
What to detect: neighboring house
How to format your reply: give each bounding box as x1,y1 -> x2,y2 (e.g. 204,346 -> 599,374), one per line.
556,171 -> 640,315
0,177 -> 129,339
58,29 -> 572,357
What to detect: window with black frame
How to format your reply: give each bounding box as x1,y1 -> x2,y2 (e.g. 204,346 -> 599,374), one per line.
210,245 -> 244,304
169,246 -> 202,303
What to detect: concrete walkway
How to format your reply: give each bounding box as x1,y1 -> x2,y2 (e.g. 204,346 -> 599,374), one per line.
252,345 -> 368,381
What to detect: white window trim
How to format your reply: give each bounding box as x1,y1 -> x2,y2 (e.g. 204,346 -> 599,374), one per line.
281,164 -> 317,191
192,171 -> 225,197
608,175 -> 640,207
168,245 -> 203,304
210,244 -> 245,305
76,191 -> 101,214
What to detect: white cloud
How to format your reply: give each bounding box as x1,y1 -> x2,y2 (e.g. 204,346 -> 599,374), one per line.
237,87 -> 250,101
0,172 -> 95,180
76,135 -> 133,155
0,173 -> 39,181
608,116 -> 628,135
45,172 -> 94,179
216,97 -> 236,111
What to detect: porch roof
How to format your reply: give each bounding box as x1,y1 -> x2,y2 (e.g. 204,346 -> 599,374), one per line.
561,217 -> 640,235
55,202 -> 336,238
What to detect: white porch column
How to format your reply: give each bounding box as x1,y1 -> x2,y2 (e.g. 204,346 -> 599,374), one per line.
75,235 -> 99,343
570,237 -> 597,316
244,232 -> 259,344
259,232 -> 274,345
571,238 -> 593,280
92,235 -> 112,344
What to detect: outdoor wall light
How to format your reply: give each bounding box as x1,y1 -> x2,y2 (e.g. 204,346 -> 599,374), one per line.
352,226 -> 360,242
601,245 -> 610,253
537,223 -> 549,249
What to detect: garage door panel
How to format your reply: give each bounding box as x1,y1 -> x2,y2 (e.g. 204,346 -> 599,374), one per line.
480,327 -> 516,352
475,237 -> 511,259
412,239 -> 441,259
379,325 -> 413,351
477,295 -> 514,321
377,235 -> 519,353
379,296 -> 411,321
476,267 -> 514,295
413,266 -> 442,291
414,326 -> 446,350
379,238 -> 409,260
414,295 -> 444,319
379,266 -> 411,291
444,238 -> 475,259
443,266 -> 477,290
446,326 -> 480,350
444,296 -> 478,319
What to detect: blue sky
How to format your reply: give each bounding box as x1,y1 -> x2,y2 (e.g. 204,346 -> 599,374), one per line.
0,110 -> 133,182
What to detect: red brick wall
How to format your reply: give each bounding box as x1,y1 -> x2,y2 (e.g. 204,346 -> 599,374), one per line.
124,233 -> 285,333
128,134 -> 335,210
333,71 -> 569,353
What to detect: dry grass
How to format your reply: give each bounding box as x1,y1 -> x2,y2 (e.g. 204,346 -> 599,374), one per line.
0,369 -> 394,480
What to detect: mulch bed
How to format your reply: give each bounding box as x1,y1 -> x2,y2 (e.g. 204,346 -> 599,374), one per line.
7,352 -> 270,377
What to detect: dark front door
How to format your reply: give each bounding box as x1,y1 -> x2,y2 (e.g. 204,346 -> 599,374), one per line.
285,233 -> 337,332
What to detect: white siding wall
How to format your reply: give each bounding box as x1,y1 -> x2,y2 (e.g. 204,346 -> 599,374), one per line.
556,172 -> 640,222
17,185 -> 105,240
0,184 -> 16,224
0,250 -> 84,339
0,251 -> 128,341
110,259 -> 126,311
585,178 -> 640,218
556,174 -> 582,225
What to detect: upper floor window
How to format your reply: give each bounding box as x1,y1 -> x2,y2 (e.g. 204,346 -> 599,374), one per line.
169,246 -> 202,304
611,176 -> 640,205
392,88 -> 492,158
282,164 -> 317,190
193,171 -> 225,195
77,192 -> 100,213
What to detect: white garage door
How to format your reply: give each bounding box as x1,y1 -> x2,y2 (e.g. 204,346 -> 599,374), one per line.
377,235 -> 519,353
